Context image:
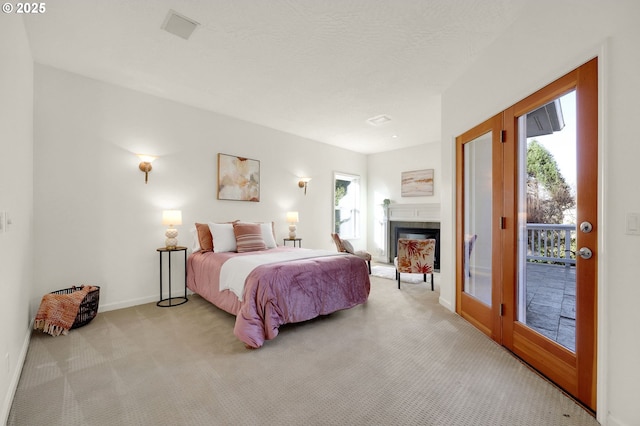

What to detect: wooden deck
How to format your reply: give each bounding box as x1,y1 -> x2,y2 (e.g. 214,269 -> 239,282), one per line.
525,262 -> 576,351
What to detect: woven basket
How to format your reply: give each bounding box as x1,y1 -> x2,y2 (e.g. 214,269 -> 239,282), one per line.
50,286 -> 100,329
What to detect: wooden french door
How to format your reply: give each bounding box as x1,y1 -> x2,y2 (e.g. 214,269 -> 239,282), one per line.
455,114 -> 503,342
456,58 -> 598,411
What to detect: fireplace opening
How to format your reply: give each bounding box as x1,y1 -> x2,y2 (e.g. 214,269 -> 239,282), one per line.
389,222 -> 440,271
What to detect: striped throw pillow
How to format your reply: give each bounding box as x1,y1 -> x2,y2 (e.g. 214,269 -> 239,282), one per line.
233,223 -> 267,252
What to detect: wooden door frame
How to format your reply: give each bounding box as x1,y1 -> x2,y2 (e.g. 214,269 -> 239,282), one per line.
502,58 -> 598,410
455,58 -> 598,411
455,113 -> 503,342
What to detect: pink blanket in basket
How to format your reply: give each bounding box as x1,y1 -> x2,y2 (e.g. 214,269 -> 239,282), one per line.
34,286 -> 96,336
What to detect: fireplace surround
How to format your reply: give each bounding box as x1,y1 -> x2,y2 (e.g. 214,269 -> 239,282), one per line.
380,203 -> 441,271
389,221 -> 440,271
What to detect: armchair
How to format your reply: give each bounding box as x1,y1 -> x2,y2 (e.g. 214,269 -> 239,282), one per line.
394,238 -> 435,290
331,233 -> 372,274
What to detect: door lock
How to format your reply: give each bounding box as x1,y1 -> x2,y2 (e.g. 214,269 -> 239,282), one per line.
580,221 -> 593,233
578,247 -> 593,259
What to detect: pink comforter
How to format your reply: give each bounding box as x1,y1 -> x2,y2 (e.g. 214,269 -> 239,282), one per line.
187,247 -> 370,348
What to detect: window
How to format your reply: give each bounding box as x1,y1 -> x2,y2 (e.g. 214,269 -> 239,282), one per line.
333,172 -> 360,239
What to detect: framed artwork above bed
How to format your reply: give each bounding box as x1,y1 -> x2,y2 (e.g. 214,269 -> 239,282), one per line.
217,153 -> 260,202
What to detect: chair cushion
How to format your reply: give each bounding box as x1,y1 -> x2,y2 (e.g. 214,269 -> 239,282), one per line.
340,239 -> 371,261
354,250 -> 372,261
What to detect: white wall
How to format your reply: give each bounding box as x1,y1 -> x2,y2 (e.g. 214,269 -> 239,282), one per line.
440,2 -> 640,425
0,16 -> 34,424
33,65 -> 368,313
367,143 -> 441,257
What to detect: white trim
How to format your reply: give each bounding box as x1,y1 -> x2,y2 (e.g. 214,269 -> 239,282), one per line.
1,321 -> 33,425
98,289 -> 195,313
387,203 -> 440,222
596,40 -> 609,426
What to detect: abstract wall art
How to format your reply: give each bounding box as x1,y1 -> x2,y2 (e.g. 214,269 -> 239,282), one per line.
217,153 -> 260,202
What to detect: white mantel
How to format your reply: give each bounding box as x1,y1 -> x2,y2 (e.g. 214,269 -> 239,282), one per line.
374,203 -> 441,262
386,203 -> 441,222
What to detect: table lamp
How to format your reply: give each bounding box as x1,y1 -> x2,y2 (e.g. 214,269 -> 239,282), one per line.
286,211 -> 299,239
162,210 -> 182,249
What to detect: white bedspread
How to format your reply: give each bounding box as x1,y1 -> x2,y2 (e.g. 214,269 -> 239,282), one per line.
220,249 -> 344,300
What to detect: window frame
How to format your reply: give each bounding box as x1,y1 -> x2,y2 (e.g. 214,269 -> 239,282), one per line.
333,171 -> 361,239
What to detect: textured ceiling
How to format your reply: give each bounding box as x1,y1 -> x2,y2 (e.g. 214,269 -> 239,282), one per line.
23,0 -> 526,154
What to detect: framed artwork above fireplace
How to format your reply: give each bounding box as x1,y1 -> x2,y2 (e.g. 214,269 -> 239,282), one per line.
401,169 -> 434,197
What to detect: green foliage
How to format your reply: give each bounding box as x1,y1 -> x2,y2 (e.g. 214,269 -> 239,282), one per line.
526,140 -> 575,224
334,180 -> 350,206
334,180 -> 352,233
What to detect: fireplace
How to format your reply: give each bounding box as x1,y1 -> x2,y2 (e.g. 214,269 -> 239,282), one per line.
389,221 -> 440,271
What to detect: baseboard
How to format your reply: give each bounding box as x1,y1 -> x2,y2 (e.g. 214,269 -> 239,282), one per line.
99,295 -> 158,312
606,413 -> 627,426
99,290 -> 195,313
1,320 -> 33,425
438,296 -> 453,311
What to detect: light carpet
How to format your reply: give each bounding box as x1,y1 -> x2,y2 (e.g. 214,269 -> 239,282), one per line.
8,275 -> 597,425
371,264 -> 432,285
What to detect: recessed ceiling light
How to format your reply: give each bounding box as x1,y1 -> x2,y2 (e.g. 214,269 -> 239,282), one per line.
367,114 -> 392,126
391,134 -> 398,138
161,10 -> 199,40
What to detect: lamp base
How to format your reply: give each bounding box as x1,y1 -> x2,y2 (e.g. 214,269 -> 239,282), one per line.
288,224 -> 297,239
165,227 -> 178,249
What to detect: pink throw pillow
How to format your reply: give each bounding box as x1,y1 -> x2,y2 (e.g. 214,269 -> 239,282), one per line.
233,223 -> 266,252
195,223 -> 213,251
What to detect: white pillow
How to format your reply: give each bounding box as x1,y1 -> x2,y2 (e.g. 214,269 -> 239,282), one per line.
190,227 -> 201,252
260,223 -> 277,248
209,223 -> 237,252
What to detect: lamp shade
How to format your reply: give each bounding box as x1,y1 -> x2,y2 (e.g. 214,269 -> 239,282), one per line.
137,154 -> 157,163
286,211 -> 299,223
162,210 -> 182,226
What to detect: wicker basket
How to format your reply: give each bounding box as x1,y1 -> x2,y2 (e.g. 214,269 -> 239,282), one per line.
51,286 -> 100,329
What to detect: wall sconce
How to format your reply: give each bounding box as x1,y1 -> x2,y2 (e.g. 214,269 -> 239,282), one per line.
298,177 -> 311,195
162,210 -> 182,249
286,211 -> 299,239
137,154 -> 157,184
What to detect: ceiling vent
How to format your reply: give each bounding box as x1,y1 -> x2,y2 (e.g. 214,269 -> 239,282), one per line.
161,10 -> 199,40
367,114 -> 392,126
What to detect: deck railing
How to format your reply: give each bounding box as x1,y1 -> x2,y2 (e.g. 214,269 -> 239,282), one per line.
526,223 -> 576,266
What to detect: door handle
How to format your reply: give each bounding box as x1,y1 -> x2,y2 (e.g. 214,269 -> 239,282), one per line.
578,247 -> 593,259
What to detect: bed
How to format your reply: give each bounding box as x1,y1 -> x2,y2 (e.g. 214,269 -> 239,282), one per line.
187,225 -> 370,348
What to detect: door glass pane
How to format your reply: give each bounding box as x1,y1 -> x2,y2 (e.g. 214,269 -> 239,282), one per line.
463,131 -> 492,305
517,91 -> 577,352
334,172 -> 360,239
